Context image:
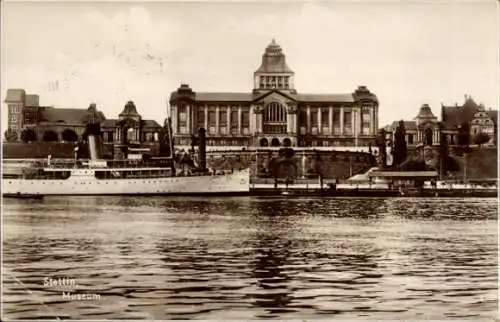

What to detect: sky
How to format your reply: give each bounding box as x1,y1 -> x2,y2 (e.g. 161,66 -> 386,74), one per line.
1,0 -> 499,132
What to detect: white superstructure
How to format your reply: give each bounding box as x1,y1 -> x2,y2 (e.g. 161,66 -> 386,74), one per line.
3,162 -> 250,196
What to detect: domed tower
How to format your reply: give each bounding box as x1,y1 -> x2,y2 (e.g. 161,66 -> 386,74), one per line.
119,101 -> 142,122
415,103 -> 437,127
253,39 -> 296,94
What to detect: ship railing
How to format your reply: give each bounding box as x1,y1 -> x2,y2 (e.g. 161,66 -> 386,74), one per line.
35,160 -> 85,169
32,158 -> 174,170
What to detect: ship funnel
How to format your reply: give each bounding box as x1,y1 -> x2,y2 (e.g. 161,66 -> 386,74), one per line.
198,127 -> 207,170
86,123 -> 103,161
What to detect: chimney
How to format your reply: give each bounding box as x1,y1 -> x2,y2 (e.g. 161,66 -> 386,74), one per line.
86,123 -> 103,161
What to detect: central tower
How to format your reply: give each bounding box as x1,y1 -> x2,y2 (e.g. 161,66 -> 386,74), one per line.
253,39 -> 296,95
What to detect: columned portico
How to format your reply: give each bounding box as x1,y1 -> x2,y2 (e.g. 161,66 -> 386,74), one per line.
226,106 -> 231,135
204,105 -> 208,130
186,105 -> 191,134
306,106 -> 311,134
340,106 -> 345,135
215,105 -> 220,134
237,106 -> 242,135
317,107 -> 322,135
329,106 -> 333,135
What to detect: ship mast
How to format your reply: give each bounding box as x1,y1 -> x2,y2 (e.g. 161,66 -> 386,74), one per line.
165,98 -> 174,159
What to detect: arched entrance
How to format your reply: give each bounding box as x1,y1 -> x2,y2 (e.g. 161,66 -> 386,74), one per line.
271,138 -> 281,147
117,118 -> 140,145
260,138 -> 269,147
283,137 -> 291,147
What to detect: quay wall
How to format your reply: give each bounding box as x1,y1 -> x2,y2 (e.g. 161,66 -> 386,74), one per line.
3,143 -> 375,180
4,143 -> 496,181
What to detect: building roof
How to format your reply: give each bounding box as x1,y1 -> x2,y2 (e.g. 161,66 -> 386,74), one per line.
25,94 -> 39,107
487,110 -> 498,125
255,39 -> 294,74
171,91 -> 365,104
39,107 -> 105,125
119,101 -> 140,119
101,119 -> 119,127
4,89 -> 26,103
416,104 -> 436,119
196,92 -> 255,102
40,108 -> 88,124
353,85 -> 379,103
298,93 -> 354,103
143,120 -> 162,128
101,119 -> 161,129
442,96 -> 483,129
387,120 -> 417,131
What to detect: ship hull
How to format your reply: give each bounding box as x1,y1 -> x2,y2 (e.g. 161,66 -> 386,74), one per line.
2,169 -> 250,196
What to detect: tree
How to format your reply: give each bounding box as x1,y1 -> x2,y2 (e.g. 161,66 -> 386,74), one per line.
473,132 -> 491,147
43,130 -> 59,142
493,124 -> 497,146
61,129 -> 78,142
438,123 -> 448,177
21,128 -> 37,143
393,120 -> 407,167
376,129 -> 387,169
457,122 -> 470,146
4,128 -> 18,142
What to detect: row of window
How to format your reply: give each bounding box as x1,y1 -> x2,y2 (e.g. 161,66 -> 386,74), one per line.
190,110 -> 251,128
177,138 -> 249,146
179,127 -> 251,135
298,126 -> 372,135
258,76 -> 290,89
102,131 -> 159,142
9,105 -> 22,113
179,107 -> 372,126
300,140 -> 356,147
299,110 -> 358,127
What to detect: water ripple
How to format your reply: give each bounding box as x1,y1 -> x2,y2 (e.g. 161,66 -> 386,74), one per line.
2,196 -> 497,319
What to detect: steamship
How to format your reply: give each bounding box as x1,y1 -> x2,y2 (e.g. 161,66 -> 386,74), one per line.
3,123 -> 250,197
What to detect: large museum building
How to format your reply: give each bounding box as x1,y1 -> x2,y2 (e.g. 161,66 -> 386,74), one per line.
169,40 -> 379,149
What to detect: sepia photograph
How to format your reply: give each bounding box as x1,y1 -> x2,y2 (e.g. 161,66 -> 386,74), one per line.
1,0 -> 498,320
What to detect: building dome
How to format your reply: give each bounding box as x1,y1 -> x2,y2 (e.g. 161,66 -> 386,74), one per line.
255,39 -> 293,74
119,100 -> 141,121
265,39 -> 282,55
417,104 -> 435,118
87,103 -> 97,111
121,101 -> 138,115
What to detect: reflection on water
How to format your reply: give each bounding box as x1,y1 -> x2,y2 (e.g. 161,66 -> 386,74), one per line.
2,196 -> 497,320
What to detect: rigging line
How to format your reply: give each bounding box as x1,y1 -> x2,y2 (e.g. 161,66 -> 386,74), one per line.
3,267 -> 62,321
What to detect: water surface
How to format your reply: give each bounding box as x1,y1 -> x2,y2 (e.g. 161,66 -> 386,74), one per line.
2,197 -> 497,320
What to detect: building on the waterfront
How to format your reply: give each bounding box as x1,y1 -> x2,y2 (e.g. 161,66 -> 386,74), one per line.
441,95 -> 497,145
169,39 -> 379,149
100,100 -> 162,146
4,88 -> 106,141
384,103 -> 441,146
383,95 -> 497,147
3,89 -> 162,146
